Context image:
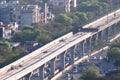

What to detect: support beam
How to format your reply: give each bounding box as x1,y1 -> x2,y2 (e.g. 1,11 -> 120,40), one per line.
92,34 -> 98,45
39,65 -> 45,80
85,37 -> 92,53
98,31 -> 102,41
80,41 -> 85,56
23,73 -> 31,80
69,46 -> 75,64
74,44 -> 80,59
49,58 -> 56,77
60,52 -> 66,70
100,30 -> 106,42
105,28 -> 109,42
76,43 -> 83,58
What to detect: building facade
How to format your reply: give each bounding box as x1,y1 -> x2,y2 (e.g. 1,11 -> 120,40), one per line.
0,22 -> 18,39
0,1 -> 54,29
35,2 -> 54,23
10,5 -> 40,29
49,0 -> 77,14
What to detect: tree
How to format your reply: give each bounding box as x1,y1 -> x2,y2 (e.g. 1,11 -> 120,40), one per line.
111,42 -> 120,48
54,14 -> 73,25
12,25 -> 38,44
107,47 -> 120,62
74,12 -> 88,24
77,0 -> 110,17
77,0 -> 99,12
67,13 -> 79,23
81,66 -> 100,80
35,33 -> 52,44
0,40 -> 12,55
22,25 -> 34,31
99,2 -> 110,14
42,0 -> 50,3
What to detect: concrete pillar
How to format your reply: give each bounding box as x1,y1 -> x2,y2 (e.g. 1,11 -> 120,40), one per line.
101,30 -> 106,42
76,43 -> 82,57
19,77 -> 26,80
112,25 -> 116,34
112,24 -> 117,34
74,45 -> 78,59
91,34 -> 98,45
69,46 -> 75,64
49,58 -> 56,77
60,52 -> 65,70
85,37 -> 92,53
84,40 -> 87,54
39,65 -> 45,80
23,73 -> 31,80
105,28 -> 109,42
80,41 -> 85,56
72,0 -> 77,8
108,26 -> 113,36
98,31 -> 102,41
32,69 -> 39,77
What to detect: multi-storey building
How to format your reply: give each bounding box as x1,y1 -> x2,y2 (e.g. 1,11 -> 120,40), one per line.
49,0 -> 77,14
0,1 -> 54,29
0,22 -> 18,39
36,2 -> 54,23
11,5 -> 40,29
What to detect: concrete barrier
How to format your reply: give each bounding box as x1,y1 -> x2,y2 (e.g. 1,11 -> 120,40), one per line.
0,32 -> 73,75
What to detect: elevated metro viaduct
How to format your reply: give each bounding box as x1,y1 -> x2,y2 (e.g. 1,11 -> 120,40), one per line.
1,9 -> 120,80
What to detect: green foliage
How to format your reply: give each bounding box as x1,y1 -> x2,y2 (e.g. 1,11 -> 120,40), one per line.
77,0 -> 99,12
91,40 -> 104,51
74,12 -> 88,23
19,0 -> 35,4
0,40 -> 27,68
36,33 -> 52,44
98,72 -> 120,80
107,47 -> 120,62
99,2 -> 110,13
81,65 -> 100,80
22,25 -> 34,31
77,0 -> 110,17
42,0 -> 50,3
0,47 -> 27,68
12,23 -> 73,45
111,42 -> 120,48
86,12 -> 95,20
13,47 -> 26,55
54,14 -> 73,25
6,0 -> 35,4
0,40 -> 12,55
107,41 -> 120,63
54,12 -> 89,33
67,13 -> 79,22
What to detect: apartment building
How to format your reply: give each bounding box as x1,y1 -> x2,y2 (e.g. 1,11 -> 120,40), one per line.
49,0 -> 77,14
11,5 -> 40,29
0,1 -> 54,29
0,22 -> 18,39
35,2 -> 54,23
